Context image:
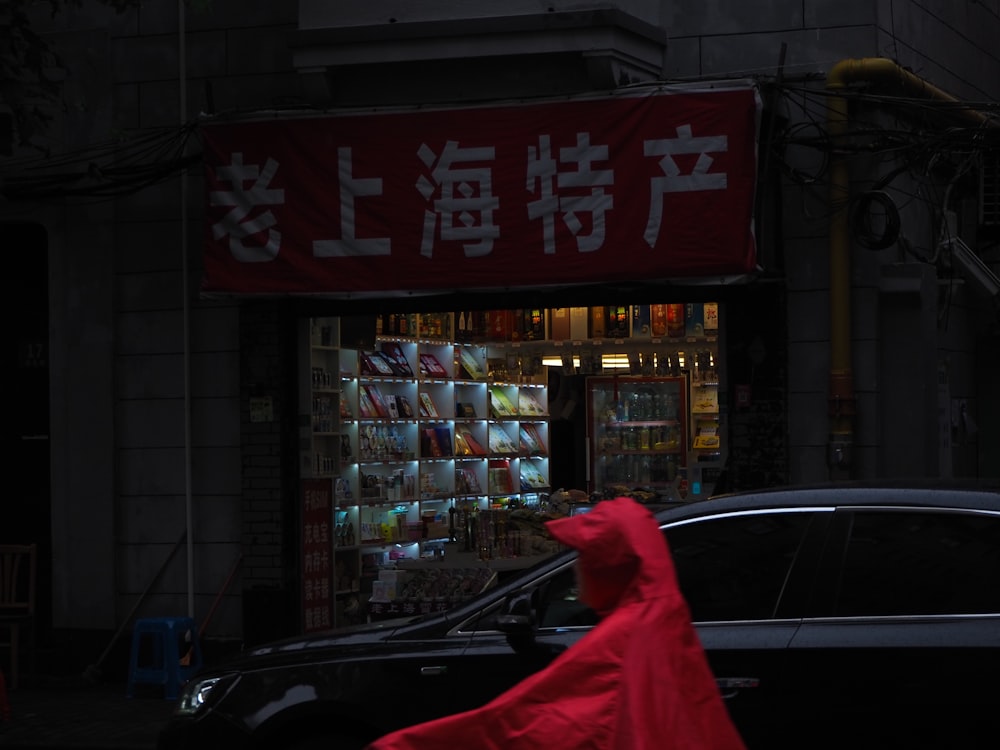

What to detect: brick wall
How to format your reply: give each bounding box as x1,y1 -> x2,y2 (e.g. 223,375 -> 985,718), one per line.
238,302 -> 300,643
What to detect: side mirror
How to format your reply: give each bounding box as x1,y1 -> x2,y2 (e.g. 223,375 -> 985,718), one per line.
496,592 -> 537,652
496,592 -> 536,632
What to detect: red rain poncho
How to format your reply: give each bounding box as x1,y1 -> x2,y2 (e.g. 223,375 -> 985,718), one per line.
365,497 -> 747,750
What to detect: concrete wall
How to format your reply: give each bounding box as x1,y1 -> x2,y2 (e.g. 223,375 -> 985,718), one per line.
31,17 -> 120,631
16,1 -> 298,639
657,0 -> 1000,481
102,2 -> 299,637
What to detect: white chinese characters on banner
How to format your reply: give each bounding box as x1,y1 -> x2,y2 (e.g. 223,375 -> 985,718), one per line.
643,124 -> 729,247
313,147 -> 391,258
209,152 -> 285,262
527,132 -> 614,254
417,140 -> 500,258
214,125 -> 727,262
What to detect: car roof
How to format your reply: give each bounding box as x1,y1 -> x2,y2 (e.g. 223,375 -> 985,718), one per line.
226,480 -> 1000,661
654,480 -> 1000,523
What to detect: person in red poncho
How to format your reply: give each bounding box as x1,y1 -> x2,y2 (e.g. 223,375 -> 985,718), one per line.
364,496 -> 748,750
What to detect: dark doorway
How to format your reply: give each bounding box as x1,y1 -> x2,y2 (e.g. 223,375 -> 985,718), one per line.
4,222 -> 52,649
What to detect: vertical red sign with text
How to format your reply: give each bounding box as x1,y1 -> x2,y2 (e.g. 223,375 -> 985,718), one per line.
301,478 -> 333,632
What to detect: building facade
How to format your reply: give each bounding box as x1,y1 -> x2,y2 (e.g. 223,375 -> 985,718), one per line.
3,0 -> 998,667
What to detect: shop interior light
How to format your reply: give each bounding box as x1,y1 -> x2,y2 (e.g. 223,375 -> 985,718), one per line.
542,355 -> 581,367
601,354 -> 631,369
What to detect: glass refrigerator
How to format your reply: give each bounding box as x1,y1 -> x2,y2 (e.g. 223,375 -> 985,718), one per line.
586,375 -> 687,499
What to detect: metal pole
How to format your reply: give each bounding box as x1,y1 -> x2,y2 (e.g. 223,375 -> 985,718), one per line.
179,0 -> 194,618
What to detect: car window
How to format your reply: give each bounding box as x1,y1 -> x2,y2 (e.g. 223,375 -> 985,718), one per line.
477,511 -> 814,631
536,565 -> 598,628
465,563 -> 597,632
833,509 -> 1000,617
666,512 -> 814,622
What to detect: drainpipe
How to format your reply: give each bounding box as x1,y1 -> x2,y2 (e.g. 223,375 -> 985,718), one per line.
824,58 -> 989,478
179,0 -> 194,618
824,71 -> 853,479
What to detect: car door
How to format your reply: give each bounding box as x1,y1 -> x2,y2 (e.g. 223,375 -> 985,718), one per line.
442,561 -> 590,712
785,505 -> 1000,750
664,508 -> 830,750
440,507 -> 828,747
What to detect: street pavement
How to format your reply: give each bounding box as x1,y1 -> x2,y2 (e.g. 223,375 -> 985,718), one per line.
0,675 -> 176,750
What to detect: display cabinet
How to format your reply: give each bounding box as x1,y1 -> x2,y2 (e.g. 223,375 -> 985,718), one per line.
301,307 -> 727,629
586,375 -> 687,498
301,318 -> 344,479
309,329 -> 550,626
298,317 -> 361,630
689,349 -> 721,451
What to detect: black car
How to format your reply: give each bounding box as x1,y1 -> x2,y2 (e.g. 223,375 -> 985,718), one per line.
158,484 -> 1000,750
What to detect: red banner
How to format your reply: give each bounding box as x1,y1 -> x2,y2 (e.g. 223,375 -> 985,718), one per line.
201,84 -> 760,296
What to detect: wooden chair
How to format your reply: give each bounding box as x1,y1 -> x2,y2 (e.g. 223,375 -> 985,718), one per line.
0,544 -> 37,690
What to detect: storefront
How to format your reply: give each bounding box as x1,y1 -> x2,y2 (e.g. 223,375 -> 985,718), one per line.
201,82 -> 762,631
300,303 -> 726,628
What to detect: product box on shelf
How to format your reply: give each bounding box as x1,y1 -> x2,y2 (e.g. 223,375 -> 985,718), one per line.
380,342 -> 415,376
685,303 -> 705,338
704,302 -> 720,335
650,304 -> 668,336
569,307 -> 589,339
589,306 -> 606,338
604,305 -> 631,339
523,308 -> 545,341
487,309 -> 519,341
549,308 -> 571,340
631,305 -> 652,338
667,303 -> 686,338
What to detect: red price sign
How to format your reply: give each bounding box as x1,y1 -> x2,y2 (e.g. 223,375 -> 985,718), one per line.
301,478 -> 332,632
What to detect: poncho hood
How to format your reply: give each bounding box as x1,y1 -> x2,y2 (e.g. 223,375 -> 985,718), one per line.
546,497 -> 675,617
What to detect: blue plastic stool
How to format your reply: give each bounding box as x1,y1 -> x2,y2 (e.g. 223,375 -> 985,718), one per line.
126,617 -> 202,700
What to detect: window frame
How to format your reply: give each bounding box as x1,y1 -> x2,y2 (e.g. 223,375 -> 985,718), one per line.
808,505 -> 1000,619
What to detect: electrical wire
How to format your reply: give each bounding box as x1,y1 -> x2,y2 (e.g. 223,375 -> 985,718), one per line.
1,78 -> 996,208
1,120 -> 202,203
850,191 -> 902,250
